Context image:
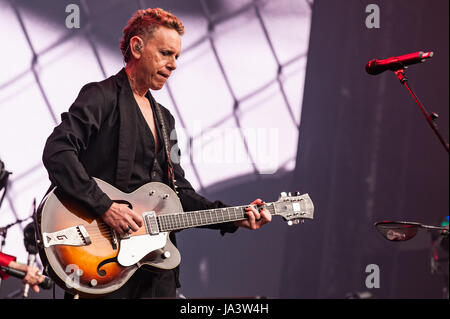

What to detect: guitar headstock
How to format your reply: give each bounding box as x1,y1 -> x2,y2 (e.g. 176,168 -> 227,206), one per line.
273,192 -> 314,225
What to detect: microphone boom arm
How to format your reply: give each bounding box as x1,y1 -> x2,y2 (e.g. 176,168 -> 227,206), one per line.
393,68 -> 449,154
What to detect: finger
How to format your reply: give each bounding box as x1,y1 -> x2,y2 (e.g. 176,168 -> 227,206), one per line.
118,228 -> 127,236
112,206 -> 137,233
252,199 -> 267,218
254,206 -> 262,221
24,269 -> 34,282
120,223 -> 132,235
130,210 -> 144,228
245,206 -> 261,221
259,208 -> 272,223
120,206 -> 143,229
244,207 -> 258,230
122,215 -> 141,232
251,198 -> 264,206
32,285 -> 40,293
114,223 -> 127,236
123,219 -> 138,232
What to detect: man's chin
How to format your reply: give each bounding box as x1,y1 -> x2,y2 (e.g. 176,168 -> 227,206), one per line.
150,84 -> 164,90
150,81 -> 166,91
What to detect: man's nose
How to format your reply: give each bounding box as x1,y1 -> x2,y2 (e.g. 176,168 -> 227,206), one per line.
167,57 -> 177,71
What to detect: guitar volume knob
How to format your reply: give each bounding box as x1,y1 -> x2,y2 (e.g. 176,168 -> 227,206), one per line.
162,251 -> 171,259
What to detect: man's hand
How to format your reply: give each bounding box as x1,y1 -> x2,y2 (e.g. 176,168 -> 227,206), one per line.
24,265 -> 45,293
234,198 -> 272,230
9,261 -> 45,293
102,202 -> 143,236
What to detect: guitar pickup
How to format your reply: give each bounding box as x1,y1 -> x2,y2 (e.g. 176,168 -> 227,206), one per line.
143,211 -> 159,235
43,225 -> 91,248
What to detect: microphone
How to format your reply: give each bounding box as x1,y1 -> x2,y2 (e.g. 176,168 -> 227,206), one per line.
365,51 -> 433,75
0,265 -> 53,289
23,253 -> 35,297
23,220 -> 39,297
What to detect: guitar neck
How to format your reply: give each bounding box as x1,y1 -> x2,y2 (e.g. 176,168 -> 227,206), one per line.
157,203 -> 276,232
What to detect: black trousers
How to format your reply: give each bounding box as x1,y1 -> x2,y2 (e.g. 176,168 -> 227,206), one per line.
64,268 -> 177,299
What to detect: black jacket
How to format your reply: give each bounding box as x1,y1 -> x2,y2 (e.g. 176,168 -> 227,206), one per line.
42,68 -> 238,234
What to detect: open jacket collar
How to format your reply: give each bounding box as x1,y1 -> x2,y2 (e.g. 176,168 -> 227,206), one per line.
115,68 -> 138,190
114,68 -> 166,190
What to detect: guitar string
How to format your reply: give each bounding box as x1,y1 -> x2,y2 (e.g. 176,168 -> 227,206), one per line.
78,214 -> 248,239
82,215 -> 248,237
71,205 -> 276,238
83,207 -> 274,230
83,213 -> 262,239
76,209 -> 273,233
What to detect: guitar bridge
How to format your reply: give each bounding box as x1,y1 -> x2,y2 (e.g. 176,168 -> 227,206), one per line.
43,225 -> 92,248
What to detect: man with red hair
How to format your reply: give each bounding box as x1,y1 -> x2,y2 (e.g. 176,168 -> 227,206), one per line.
43,8 -> 271,299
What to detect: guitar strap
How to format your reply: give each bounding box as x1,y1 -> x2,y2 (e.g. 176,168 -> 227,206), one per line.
152,99 -> 179,196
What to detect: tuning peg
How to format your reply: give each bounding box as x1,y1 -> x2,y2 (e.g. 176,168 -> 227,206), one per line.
287,219 -> 304,226
280,192 -> 287,197
295,191 -> 301,196
288,192 -> 292,196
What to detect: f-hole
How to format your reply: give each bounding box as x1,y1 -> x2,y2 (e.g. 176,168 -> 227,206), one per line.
96,257 -> 118,277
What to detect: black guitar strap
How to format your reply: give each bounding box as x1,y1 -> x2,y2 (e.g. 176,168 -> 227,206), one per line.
152,99 -> 183,288
153,100 -> 179,196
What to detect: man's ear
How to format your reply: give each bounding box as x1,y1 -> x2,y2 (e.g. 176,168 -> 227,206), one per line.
130,36 -> 144,59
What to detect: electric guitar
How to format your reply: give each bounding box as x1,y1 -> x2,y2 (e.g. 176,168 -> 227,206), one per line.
36,178 -> 314,297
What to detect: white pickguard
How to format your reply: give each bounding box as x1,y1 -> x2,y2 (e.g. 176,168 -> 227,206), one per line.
117,233 -> 167,267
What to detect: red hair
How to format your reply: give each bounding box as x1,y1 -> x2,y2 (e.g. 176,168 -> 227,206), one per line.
120,8 -> 184,62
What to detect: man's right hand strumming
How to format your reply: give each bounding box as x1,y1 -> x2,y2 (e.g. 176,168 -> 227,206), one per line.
101,202 -> 143,236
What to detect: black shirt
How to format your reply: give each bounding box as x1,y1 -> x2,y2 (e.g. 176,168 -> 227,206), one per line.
129,92 -> 168,192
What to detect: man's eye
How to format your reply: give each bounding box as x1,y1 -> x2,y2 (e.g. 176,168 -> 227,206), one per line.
161,51 -> 170,56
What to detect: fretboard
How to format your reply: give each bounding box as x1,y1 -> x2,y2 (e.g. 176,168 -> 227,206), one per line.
157,203 -> 276,232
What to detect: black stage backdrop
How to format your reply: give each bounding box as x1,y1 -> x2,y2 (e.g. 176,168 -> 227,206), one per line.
279,0 -> 449,298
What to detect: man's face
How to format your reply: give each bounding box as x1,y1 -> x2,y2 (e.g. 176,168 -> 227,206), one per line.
138,26 -> 181,90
